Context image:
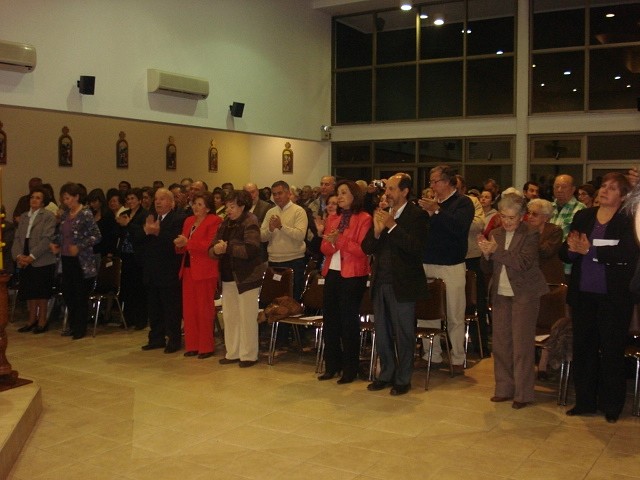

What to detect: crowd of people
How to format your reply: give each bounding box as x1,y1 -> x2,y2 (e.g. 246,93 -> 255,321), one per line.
7,168 -> 640,421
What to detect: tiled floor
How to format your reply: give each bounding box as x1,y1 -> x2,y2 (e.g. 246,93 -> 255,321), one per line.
5,312 -> 640,480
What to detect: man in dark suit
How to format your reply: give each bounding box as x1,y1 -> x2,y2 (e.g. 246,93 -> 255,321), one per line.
244,182 -> 271,224
140,188 -> 186,353
362,173 -> 429,396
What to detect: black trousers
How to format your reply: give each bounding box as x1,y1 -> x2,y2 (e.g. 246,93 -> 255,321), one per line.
120,254 -> 147,329
147,283 -> 182,349
322,270 -> 368,377
61,256 -> 95,337
571,291 -> 632,416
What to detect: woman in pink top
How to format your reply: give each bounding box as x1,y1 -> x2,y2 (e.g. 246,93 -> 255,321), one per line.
318,180 -> 372,384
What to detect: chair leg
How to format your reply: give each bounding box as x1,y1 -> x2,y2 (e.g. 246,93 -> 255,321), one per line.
268,322 -> 279,366
424,338 -> 434,391
558,360 -> 571,406
93,299 -> 101,337
315,327 -> 324,374
463,321 -> 470,368
633,358 -> 640,417
116,298 -> 127,329
443,333 -> 454,378
368,331 -> 377,381
475,320 -> 483,360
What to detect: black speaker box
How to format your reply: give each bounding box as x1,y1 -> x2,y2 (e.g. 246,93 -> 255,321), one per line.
77,76 -> 95,95
230,102 -> 245,117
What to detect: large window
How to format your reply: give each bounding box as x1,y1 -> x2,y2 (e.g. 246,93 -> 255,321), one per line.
531,1 -> 640,113
333,0 -> 516,124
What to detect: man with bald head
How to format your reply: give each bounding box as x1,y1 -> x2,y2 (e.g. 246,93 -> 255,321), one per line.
309,175 -> 336,217
244,182 -> 272,224
140,188 -> 186,353
550,174 -> 585,278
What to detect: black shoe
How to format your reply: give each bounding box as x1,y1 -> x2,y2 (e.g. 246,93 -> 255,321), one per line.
18,324 -> 36,333
141,344 -> 165,351
72,333 -> 85,340
33,324 -> 49,334
184,351 -> 198,357
219,357 -> 240,365
134,324 -> 147,330
337,376 -> 356,385
239,360 -> 258,368
198,352 -> 214,359
566,407 -> 596,417
164,345 -> 180,354
605,413 -> 619,424
318,371 -> 340,381
367,380 -> 391,391
390,384 -> 411,396
61,329 -> 73,337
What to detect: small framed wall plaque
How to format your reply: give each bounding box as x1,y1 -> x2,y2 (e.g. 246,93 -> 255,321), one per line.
166,136 -> 177,170
282,142 -> 293,174
58,126 -> 73,167
208,139 -> 218,172
116,131 -> 129,168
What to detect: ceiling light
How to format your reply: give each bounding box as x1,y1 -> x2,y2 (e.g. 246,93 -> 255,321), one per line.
420,13 -> 428,19
461,28 -> 471,34
540,83 -> 545,87
496,50 -> 504,55
606,13 -> 615,18
400,1 -> 412,11
564,70 -> 571,75
614,75 -> 621,80
532,64 -> 536,68
434,18 -> 444,26
572,88 -> 577,92
627,84 -> 632,88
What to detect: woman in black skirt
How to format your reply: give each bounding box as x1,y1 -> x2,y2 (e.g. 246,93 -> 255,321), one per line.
12,187 -> 58,333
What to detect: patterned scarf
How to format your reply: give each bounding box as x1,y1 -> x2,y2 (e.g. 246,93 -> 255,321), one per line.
337,209 -> 353,233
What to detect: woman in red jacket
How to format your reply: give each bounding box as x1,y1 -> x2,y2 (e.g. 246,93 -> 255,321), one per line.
174,192 -> 222,359
318,180 -> 372,384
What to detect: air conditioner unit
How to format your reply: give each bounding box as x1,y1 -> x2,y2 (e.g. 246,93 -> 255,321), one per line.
0,40 -> 36,72
147,68 -> 209,99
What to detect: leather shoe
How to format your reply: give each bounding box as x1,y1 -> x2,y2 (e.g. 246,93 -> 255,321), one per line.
490,396 -> 513,403
367,380 -> 391,391
337,375 -> 355,385
183,351 -> 198,357
164,345 -> 180,354
566,407 -> 596,417
239,360 -> 258,368
141,344 -> 165,351
18,324 -> 36,333
390,384 -> 411,396
452,364 -> 465,376
318,371 -> 339,381
512,401 -> 530,409
72,333 -> 85,340
198,352 -> 214,359
219,357 -> 240,365
605,413 -> 619,424
61,329 -> 73,337
32,324 -> 49,334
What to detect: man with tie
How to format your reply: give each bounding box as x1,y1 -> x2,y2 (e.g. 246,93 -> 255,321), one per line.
362,173 -> 429,395
140,188 -> 186,353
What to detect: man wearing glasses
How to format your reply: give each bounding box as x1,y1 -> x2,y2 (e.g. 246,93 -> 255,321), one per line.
418,165 -> 474,375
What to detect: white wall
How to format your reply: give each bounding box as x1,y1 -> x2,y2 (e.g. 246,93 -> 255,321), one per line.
0,0 -> 332,141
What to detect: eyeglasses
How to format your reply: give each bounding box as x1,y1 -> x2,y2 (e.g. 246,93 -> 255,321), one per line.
429,178 -> 446,185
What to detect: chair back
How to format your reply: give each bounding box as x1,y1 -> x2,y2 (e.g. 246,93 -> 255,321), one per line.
416,278 -> 447,327
94,257 -> 122,295
259,267 -> 294,308
465,269 -> 477,315
300,270 -> 324,312
359,283 -> 374,317
536,283 -> 567,336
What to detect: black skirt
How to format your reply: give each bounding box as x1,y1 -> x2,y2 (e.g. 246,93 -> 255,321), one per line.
20,263 -> 56,300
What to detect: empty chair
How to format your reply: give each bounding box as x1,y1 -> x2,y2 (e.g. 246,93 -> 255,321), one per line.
259,267 -> 294,309
415,278 -> 454,390
89,256 -> 126,337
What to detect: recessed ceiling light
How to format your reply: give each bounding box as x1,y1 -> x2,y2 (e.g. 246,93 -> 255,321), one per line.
564,70 -> 571,75
434,18 -> 444,26
606,13 -> 615,18
496,50 -> 504,55
627,84 -> 632,88
532,64 -> 536,68
420,13 -> 428,19
614,75 -> 621,80
540,83 -> 545,87
400,1 -> 412,11
572,88 -> 577,92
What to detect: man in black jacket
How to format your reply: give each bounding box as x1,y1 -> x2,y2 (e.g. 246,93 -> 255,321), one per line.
140,188 -> 185,353
362,173 -> 429,396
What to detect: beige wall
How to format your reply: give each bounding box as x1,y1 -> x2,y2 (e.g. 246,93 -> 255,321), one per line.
0,105 -> 329,210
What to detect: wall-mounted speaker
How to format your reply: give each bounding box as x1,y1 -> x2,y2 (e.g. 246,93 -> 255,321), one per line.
77,76 -> 95,95
229,102 -> 245,117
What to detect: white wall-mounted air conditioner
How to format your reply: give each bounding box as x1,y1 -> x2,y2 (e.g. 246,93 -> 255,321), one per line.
147,68 -> 209,99
0,40 -> 36,72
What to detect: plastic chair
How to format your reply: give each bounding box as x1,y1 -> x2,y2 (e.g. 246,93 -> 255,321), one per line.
416,278 -> 454,390
89,257 -> 126,337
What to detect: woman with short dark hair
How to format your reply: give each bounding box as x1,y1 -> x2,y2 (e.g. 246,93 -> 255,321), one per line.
209,190 -> 267,367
